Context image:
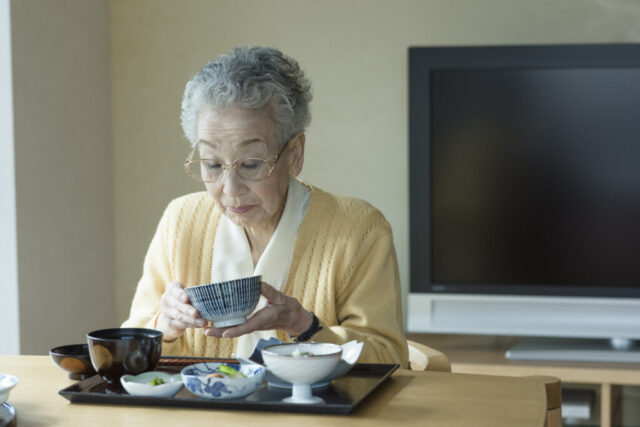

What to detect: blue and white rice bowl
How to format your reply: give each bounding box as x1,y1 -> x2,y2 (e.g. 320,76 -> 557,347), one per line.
181,362 -> 265,400
184,275 -> 261,328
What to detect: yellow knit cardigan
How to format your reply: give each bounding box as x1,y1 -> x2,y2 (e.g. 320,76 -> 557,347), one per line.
122,183 -> 408,367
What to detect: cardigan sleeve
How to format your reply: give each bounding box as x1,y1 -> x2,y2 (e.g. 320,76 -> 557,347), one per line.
121,202 -> 185,355
310,228 -> 409,368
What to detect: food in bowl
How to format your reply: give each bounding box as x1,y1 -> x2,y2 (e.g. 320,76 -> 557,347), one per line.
184,275 -> 261,328
86,328 -> 163,384
291,348 -> 313,357
181,362 -> 265,400
49,344 -> 97,380
149,377 -> 165,386
205,364 -> 247,379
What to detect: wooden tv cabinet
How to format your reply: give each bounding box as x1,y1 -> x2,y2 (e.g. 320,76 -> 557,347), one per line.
408,333 -> 640,427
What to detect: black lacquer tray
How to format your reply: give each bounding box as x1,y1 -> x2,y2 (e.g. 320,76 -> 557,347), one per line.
59,357 -> 399,415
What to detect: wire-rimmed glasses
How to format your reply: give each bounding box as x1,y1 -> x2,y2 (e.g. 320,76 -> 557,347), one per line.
185,140 -> 289,182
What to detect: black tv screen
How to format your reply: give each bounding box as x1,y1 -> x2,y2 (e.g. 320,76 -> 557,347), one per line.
409,44 -> 640,297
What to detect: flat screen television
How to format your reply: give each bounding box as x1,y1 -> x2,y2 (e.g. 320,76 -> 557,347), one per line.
408,44 -> 640,362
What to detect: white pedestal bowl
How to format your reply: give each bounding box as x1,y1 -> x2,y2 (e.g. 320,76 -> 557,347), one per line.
261,343 -> 342,404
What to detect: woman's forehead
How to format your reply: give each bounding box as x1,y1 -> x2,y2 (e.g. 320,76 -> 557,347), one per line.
196,107 -> 276,145
196,138 -> 269,154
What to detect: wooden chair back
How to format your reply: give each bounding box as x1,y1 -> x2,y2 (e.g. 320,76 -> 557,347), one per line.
525,376 -> 562,427
407,339 -> 451,372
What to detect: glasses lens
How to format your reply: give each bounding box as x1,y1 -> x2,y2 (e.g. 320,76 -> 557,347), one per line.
235,158 -> 270,180
186,142 -> 275,182
186,158 -> 271,182
187,160 -> 222,182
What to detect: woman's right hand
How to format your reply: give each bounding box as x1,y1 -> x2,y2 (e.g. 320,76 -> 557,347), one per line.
157,281 -> 208,342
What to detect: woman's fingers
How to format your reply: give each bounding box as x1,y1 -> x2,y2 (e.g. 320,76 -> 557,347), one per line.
164,305 -> 207,328
260,282 -> 285,304
219,306 -> 278,338
161,282 -> 207,328
201,283 -> 309,338
202,326 -> 226,338
167,281 -> 189,303
168,318 -> 189,331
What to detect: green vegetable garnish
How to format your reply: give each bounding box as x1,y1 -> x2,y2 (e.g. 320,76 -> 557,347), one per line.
149,377 -> 165,386
218,364 -> 246,378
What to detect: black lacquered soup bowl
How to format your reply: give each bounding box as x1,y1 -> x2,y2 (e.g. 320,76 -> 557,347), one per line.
86,328 -> 163,384
49,344 -> 97,380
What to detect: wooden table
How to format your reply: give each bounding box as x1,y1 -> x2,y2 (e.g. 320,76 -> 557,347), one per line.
0,355 -> 549,426
409,333 -> 640,427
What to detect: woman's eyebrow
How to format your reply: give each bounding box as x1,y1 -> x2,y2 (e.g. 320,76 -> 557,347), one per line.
195,139 -> 216,148
238,138 -> 266,146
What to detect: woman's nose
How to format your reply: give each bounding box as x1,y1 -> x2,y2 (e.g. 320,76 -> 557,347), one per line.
221,167 -> 245,196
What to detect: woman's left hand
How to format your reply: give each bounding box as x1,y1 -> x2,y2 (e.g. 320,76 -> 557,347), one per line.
203,282 -> 313,338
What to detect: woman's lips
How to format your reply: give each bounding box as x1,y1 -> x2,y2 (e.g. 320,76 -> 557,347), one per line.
227,205 -> 254,214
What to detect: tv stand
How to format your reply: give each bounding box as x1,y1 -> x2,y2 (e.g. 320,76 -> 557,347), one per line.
408,333 -> 640,427
505,337 -> 640,363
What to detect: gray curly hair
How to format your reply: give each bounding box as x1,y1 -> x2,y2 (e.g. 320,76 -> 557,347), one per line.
181,46 -> 312,146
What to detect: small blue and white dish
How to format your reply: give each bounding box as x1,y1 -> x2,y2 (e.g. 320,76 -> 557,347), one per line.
181,362 -> 265,400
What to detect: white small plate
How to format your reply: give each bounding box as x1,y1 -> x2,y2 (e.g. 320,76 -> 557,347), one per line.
120,371 -> 183,397
0,374 -> 18,404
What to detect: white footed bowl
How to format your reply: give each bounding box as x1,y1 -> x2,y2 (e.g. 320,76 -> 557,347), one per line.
262,343 -> 342,385
262,343 -> 341,404
266,340 -> 363,388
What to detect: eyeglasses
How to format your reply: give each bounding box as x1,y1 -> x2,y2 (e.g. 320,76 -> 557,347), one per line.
185,140 -> 289,182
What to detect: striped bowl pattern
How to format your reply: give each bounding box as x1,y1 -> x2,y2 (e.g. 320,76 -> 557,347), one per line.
185,276 -> 261,328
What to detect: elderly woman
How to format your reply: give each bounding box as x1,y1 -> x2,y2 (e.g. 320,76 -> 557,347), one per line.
122,46 -> 407,366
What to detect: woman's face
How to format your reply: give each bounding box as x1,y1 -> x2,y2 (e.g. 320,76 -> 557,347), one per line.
195,107 -> 304,233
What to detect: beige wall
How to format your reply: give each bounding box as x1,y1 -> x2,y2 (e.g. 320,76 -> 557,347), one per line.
0,0 -> 19,354
11,0 -> 114,354
110,0 -> 640,324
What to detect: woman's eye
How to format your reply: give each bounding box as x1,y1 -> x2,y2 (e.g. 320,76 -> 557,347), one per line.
239,159 -> 261,170
203,160 -> 222,170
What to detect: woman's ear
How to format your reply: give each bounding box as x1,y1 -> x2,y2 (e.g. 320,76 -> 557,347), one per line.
288,133 -> 305,178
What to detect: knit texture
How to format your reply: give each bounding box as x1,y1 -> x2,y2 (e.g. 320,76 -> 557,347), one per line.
122,183 -> 408,367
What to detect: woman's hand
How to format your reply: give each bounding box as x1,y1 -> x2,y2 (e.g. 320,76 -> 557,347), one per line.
157,281 -> 208,342
203,282 -> 313,339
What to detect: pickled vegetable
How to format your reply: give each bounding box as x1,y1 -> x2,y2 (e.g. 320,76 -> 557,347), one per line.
149,377 -> 165,386
218,364 -> 246,378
